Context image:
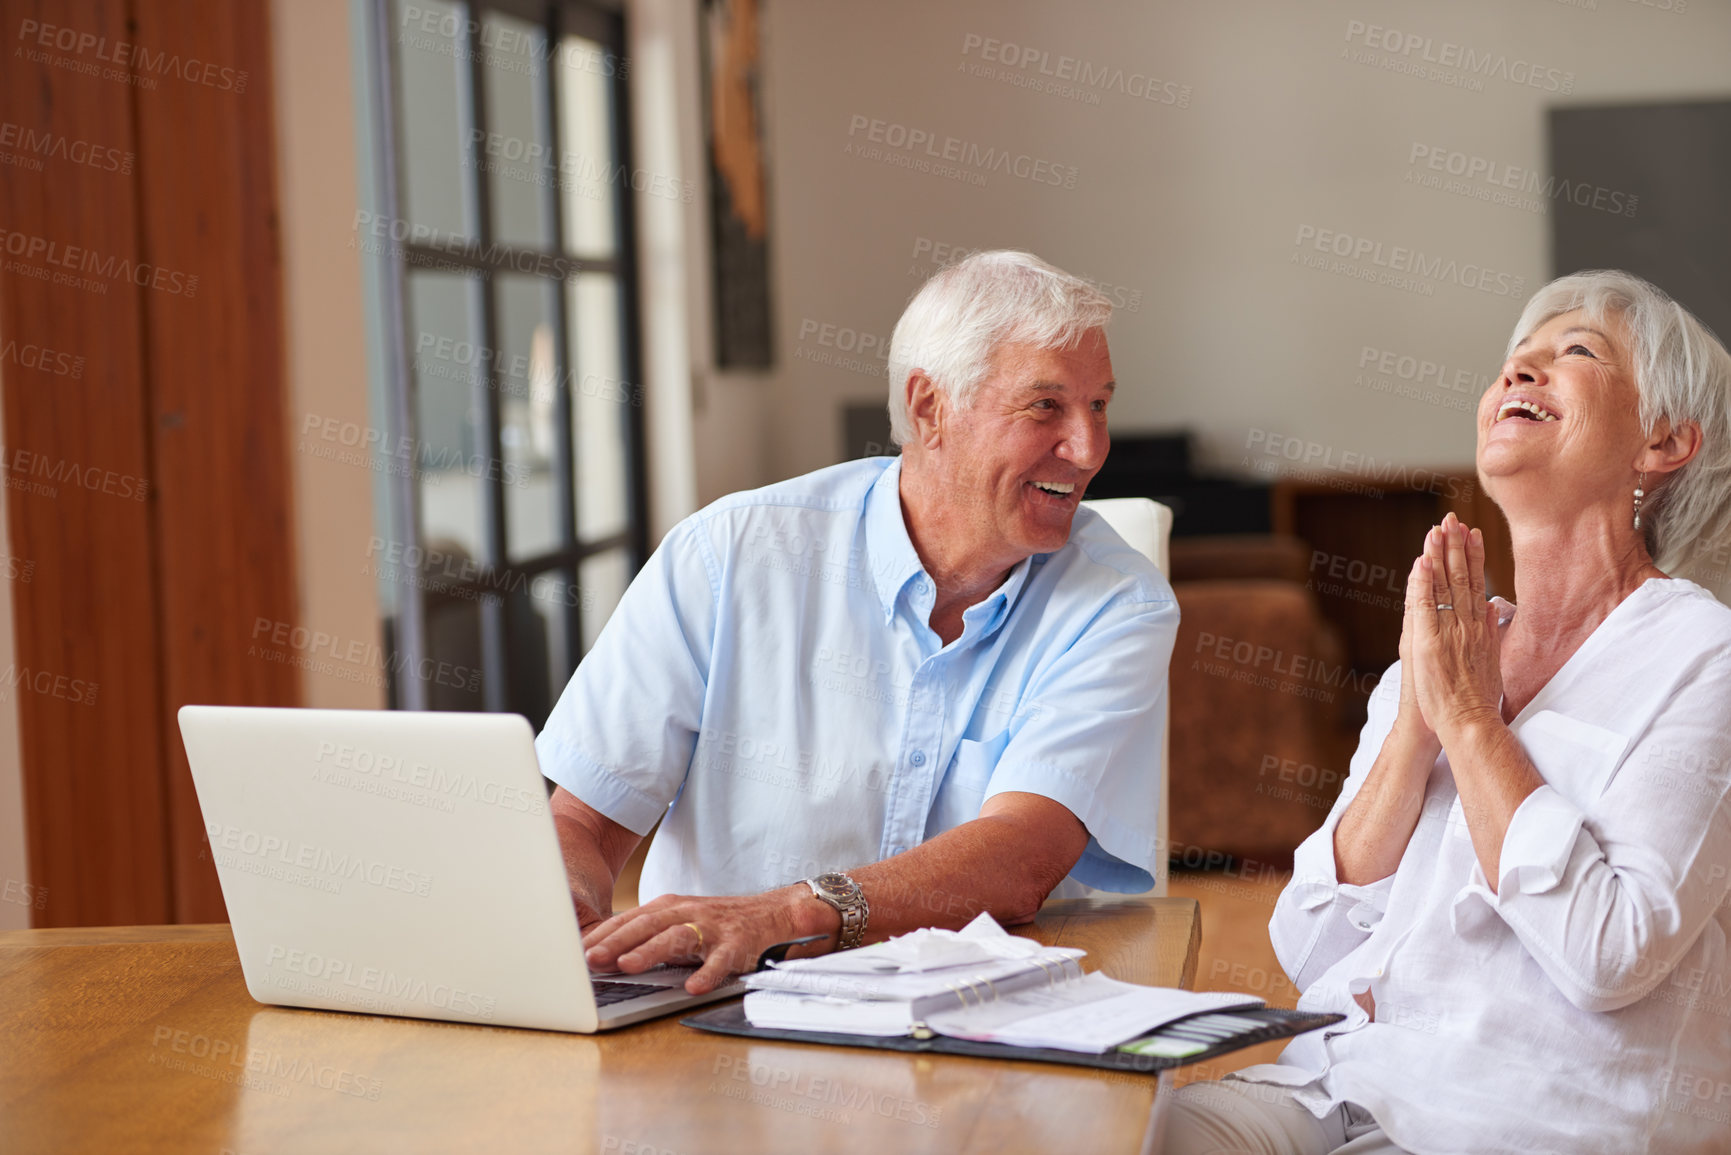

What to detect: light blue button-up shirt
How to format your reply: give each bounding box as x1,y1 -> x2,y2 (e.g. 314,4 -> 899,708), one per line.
536,456 -> 1178,903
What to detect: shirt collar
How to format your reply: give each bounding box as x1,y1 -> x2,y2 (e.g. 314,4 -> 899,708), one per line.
863,456 -> 1038,638
963,551 -> 1034,639
865,457 -> 925,622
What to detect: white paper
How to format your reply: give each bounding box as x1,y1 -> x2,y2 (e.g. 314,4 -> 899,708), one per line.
764,912 -> 1050,976
745,948 -> 1085,1002
924,973 -> 1262,1053
743,990 -> 918,1037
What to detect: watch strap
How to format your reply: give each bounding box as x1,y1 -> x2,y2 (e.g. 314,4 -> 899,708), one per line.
805,873 -> 870,950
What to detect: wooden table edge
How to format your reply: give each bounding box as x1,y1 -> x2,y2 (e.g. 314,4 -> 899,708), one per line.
2,898 -> 1201,987
0,923 -> 234,948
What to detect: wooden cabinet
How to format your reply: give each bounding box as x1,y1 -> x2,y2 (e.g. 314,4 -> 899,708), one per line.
1271,469 -> 1512,728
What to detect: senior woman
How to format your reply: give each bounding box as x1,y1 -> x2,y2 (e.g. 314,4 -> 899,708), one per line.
1165,270 -> 1731,1155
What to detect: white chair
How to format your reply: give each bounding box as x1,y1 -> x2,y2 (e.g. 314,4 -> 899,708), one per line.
1080,497 -> 1174,897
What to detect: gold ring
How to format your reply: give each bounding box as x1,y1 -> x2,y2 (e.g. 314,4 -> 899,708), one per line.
682,922 -> 705,954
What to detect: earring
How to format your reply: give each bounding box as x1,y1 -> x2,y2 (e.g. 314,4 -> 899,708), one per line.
1633,472 -> 1646,530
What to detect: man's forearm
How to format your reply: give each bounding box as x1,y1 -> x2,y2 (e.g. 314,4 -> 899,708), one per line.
549,786 -> 642,928
846,794 -> 1088,942
748,815 -> 1071,960
580,792 -> 1087,991
555,812 -> 619,925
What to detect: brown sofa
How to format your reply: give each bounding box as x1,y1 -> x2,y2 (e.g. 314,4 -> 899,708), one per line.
1167,536 -> 1358,869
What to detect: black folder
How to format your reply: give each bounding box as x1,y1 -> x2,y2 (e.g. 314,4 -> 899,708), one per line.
682,1001 -> 1343,1075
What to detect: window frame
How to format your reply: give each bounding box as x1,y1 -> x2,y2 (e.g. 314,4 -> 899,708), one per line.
365,0 -> 650,715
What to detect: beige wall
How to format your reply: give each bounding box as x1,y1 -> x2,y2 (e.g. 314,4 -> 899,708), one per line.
273,0 -> 386,709
739,0 -> 1730,487
628,0 -> 701,538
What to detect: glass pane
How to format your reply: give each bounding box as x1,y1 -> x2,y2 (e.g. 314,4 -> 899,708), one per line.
425,597 -> 487,711
394,0 -> 474,237
496,276 -> 561,562
568,273 -> 631,542
408,271 -> 488,564
480,12 -> 554,250
557,34 -> 618,258
509,569 -> 575,726
579,549 -> 630,654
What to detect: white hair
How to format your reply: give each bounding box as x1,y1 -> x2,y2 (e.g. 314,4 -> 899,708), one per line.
1508,270 -> 1731,579
886,250 -> 1113,445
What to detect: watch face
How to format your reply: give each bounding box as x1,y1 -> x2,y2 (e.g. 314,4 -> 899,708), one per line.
814,871 -> 855,898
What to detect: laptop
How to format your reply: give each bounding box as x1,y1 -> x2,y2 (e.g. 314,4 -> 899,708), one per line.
177,705 -> 743,1032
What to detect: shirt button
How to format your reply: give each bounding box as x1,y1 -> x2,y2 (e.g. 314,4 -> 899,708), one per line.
916,579 -> 930,595
910,750 -> 926,766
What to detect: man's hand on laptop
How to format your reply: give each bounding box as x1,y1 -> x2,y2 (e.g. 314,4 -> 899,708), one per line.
570,893 -> 608,936
583,887 -> 840,995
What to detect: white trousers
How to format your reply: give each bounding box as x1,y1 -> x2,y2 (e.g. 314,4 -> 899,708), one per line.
1157,1077 -> 1411,1155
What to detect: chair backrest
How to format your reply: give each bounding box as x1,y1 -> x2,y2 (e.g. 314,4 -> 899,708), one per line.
1083,497 -> 1172,577
1081,497 -> 1174,897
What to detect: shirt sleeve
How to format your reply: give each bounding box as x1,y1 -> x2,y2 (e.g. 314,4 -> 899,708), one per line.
981,592 -> 1179,892
1270,661 -> 1403,992
1461,657 -> 1731,1013
535,516 -> 719,835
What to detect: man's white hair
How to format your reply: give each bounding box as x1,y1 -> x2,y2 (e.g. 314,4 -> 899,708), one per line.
886,250 -> 1114,445
1507,270 -> 1731,579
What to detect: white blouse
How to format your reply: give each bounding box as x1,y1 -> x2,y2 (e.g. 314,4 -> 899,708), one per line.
1245,579 -> 1731,1155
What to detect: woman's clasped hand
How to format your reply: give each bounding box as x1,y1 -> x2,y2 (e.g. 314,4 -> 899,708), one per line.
1400,513 -> 1504,740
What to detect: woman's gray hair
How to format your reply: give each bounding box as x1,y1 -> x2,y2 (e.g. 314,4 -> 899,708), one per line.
886,250 -> 1113,445
1508,270 -> 1731,579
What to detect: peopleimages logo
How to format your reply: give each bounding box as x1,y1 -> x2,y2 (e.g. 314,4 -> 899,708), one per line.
1407,143 -> 1638,218
0,338 -> 85,380
1244,427 -> 1476,501
958,32 -> 1191,108
465,130 -> 691,204
397,3 -> 626,80
1,877 -> 47,910
0,121 -> 133,174
0,227 -> 198,297
1342,19 -> 1575,95
265,945 -> 497,1018
149,1026 -> 384,1101
16,18 -> 250,92
313,739 -> 547,816
1292,224 -> 1527,300
350,210 -> 582,280
907,237 -> 1144,312
248,616 -> 483,695
0,446 -> 149,502
204,821 -> 436,899
845,114 -> 1079,189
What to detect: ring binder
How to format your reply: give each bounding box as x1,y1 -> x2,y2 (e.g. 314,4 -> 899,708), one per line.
683,1002 -> 1345,1074
737,915 -> 1304,1055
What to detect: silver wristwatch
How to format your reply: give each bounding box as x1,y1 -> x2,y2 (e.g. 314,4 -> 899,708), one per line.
804,871 -> 870,950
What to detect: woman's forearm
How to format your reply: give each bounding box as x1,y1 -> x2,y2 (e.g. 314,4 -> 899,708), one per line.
1334,720 -> 1441,885
1435,714 -> 1544,891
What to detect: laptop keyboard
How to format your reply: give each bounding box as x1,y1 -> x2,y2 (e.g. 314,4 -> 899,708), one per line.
591,980 -> 675,1007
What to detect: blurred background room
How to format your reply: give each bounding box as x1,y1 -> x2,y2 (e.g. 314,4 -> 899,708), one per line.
1,0 -> 1727,1071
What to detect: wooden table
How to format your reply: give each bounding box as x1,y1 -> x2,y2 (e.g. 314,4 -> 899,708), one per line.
0,896 -> 1198,1154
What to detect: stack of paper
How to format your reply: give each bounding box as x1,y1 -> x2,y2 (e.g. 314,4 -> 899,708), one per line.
743,913 -> 1263,1053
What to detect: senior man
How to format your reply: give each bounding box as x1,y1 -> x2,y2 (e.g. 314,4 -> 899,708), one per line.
538,250 -> 1177,993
